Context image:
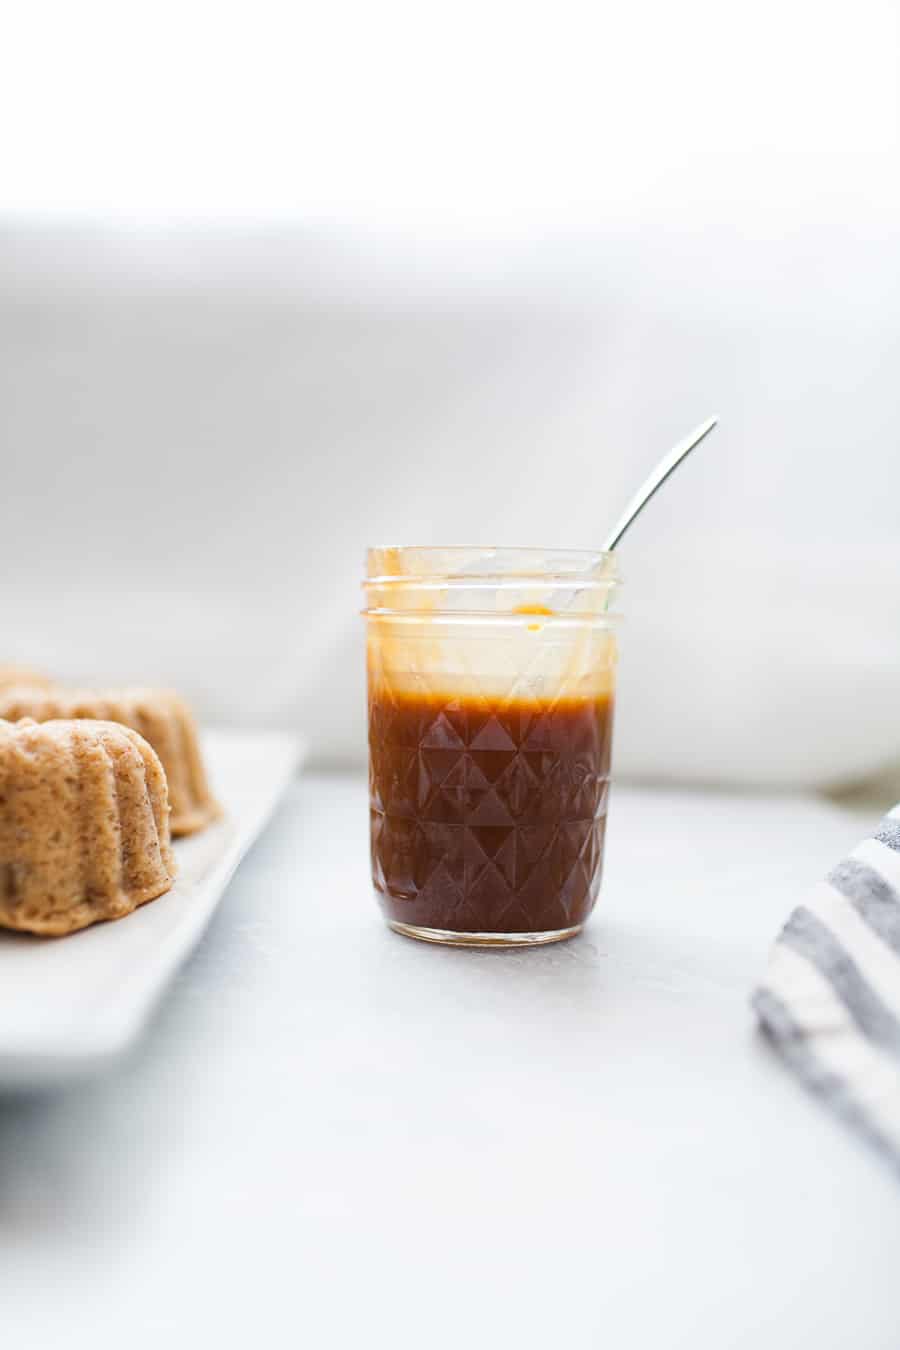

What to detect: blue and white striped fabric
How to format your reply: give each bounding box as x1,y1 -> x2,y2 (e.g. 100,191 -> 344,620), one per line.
753,806 -> 900,1173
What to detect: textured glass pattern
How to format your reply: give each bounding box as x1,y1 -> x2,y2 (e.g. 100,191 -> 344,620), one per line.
369,675 -> 613,935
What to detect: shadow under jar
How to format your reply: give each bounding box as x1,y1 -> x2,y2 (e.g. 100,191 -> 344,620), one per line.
363,547 -> 621,947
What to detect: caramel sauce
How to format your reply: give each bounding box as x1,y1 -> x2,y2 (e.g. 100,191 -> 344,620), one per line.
512,603 -> 555,632
368,688 -> 614,935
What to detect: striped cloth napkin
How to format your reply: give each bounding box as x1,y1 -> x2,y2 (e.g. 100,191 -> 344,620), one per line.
753,806 -> 900,1173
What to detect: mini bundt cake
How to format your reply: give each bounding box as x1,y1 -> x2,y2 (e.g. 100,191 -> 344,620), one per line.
0,688 -> 219,837
0,665 -> 54,692
0,718 -> 176,936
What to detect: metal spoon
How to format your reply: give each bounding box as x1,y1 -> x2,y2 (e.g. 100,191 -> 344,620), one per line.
602,414 -> 719,552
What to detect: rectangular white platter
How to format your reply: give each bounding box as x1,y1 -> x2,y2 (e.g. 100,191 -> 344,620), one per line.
0,728 -> 303,1090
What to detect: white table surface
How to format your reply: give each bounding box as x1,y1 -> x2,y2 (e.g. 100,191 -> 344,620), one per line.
2,774 -> 898,1350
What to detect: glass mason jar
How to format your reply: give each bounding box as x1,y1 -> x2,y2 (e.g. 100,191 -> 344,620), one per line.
362,547 -> 621,947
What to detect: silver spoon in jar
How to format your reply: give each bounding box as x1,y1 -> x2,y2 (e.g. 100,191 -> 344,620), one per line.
544,414 -> 719,613
601,414 -> 719,553
457,414 -> 719,614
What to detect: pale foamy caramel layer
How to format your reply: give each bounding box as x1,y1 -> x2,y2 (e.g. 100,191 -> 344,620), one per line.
366,622 -> 618,705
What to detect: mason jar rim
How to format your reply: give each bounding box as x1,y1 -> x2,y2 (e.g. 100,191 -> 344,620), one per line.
363,547 -> 622,624
361,609 -> 622,629
365,544 -> 620,584
362,576 -> 617,591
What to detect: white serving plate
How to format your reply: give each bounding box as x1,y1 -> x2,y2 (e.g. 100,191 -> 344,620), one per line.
0,728 -> 303,1089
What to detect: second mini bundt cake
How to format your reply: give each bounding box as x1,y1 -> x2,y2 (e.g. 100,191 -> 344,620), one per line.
0,688 -> 220,837
0,665 -> 54,692
0,719 -> 177,936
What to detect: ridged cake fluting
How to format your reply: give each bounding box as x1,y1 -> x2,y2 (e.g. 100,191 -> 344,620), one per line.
0,718 -> 177,936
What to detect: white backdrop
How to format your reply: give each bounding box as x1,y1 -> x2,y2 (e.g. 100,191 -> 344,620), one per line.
2,1 -> 899,787
3,219 -> 899,787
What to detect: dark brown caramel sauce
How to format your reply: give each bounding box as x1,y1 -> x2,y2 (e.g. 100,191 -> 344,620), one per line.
368,688 -> 614,934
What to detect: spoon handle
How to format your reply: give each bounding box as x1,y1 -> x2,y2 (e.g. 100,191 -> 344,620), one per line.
601,415 -> 719,553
